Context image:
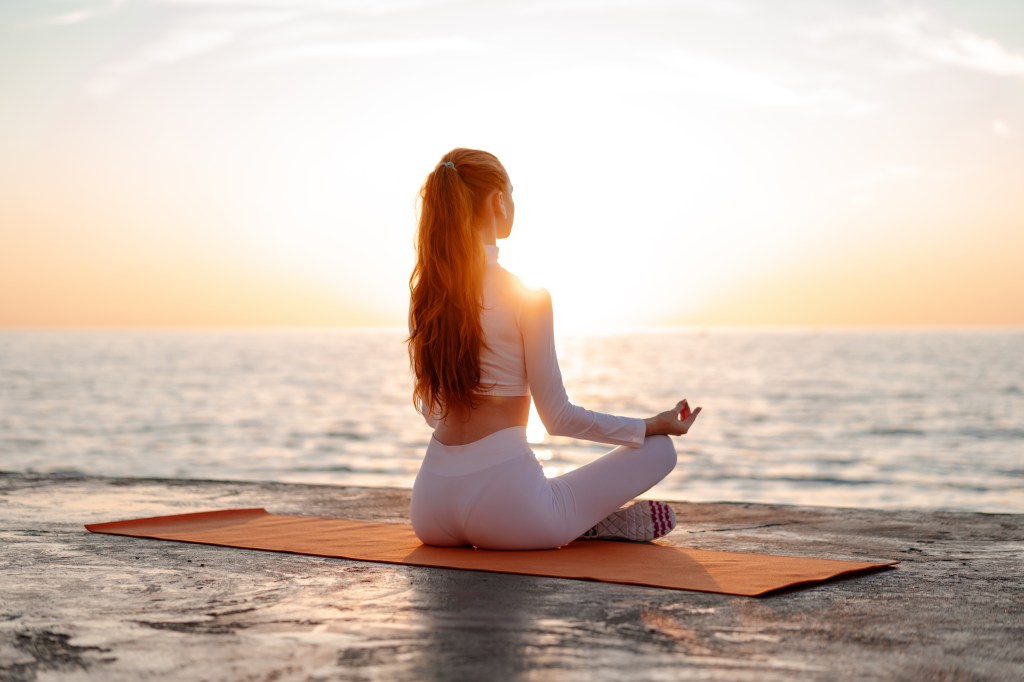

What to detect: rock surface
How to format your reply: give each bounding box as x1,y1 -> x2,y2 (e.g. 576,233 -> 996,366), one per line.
0,472 -> 1021,681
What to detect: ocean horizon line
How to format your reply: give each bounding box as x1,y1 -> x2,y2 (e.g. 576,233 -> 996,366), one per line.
2,323 -> 1023,334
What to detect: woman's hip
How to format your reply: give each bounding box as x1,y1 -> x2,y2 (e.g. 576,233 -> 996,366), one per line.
419,425 -> 534,476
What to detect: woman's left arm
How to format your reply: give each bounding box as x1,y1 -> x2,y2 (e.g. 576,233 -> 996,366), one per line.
520,288 -> 647,448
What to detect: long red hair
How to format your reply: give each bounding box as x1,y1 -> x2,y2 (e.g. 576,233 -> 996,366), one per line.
407,148 -> 510,421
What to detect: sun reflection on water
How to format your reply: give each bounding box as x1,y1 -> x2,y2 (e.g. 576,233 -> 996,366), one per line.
526,403 -> 546,444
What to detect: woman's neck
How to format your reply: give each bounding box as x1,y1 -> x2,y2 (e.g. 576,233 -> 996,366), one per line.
477,223 -> 498,245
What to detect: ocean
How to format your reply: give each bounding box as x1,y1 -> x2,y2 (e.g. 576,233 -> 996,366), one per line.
1,328 -> 1021,513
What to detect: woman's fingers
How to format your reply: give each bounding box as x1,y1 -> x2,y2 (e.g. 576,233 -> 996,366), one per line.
677,406 -> 702,434
657,399 -> 700,436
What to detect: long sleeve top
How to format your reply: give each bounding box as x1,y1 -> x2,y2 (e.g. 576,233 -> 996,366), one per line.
419,245 -> 646,448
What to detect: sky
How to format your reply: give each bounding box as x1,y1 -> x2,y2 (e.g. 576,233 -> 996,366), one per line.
1,0 -> 1022,330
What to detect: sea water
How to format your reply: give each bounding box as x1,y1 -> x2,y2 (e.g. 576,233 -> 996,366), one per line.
1,328 -> 1021,513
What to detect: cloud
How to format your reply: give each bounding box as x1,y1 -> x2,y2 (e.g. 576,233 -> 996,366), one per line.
150,0 -> 455,13
992,119 -> 1013,137
44,0 -> 127,26
655,49 -> 880,116
84,27 -> 241,97
886,10 -> 1024,77
76,0 -> 469,97
82,9 -> 298,97
811,8 -> 1024,79
229,36 -> 478,68
513,0 -> 747,16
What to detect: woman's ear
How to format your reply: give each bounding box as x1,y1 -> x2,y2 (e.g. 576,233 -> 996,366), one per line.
495,190 -> 507,218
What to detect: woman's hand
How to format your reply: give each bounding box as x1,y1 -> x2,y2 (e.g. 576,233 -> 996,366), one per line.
644,399 -> 702,437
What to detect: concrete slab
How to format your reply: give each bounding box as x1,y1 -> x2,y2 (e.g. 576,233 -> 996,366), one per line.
0,472 -> 1021,681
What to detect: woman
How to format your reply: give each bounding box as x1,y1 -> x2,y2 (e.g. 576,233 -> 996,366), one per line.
407,148 -> 701,551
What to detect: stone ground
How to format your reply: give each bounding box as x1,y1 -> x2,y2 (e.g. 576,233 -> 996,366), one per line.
0,472 -> 1021,681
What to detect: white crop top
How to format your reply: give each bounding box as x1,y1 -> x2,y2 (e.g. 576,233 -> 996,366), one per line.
418,245 -> 646,449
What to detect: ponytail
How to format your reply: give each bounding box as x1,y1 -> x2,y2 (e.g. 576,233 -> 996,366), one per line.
407,149 -> 509,420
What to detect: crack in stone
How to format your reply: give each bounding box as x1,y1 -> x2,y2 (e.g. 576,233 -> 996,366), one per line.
133,620 -> 252,635
3,628 -> 115,679
689,523 -> 788,533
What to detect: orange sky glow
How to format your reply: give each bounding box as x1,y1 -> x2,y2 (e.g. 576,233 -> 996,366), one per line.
1,0 -> 1022,330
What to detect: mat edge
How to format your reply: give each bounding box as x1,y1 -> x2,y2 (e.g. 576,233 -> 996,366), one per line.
85,507 -> 268,532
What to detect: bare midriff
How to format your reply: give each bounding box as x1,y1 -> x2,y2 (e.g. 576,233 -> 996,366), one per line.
432,395 -> 531,446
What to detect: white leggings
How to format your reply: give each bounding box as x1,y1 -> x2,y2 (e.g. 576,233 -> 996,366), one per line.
410,426 -> 677,550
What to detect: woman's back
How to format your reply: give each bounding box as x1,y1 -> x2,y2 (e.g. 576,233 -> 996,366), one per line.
431,244 -> 532,445
431,395 -> 530,446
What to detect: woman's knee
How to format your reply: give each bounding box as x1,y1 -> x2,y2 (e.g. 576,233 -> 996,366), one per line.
644,434 -> 678,477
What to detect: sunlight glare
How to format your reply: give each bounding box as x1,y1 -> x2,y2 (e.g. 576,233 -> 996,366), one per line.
526,402 -> 547,444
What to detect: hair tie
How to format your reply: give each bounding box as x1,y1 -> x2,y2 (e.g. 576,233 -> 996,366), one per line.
441,161 -> 456,170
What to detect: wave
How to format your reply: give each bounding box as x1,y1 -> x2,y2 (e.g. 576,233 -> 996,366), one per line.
865,427 -> 927,437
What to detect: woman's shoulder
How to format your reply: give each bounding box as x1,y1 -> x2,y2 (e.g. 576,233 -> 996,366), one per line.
494,265 -> 550,308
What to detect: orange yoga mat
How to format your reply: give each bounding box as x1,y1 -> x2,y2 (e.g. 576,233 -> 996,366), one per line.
86,508 -> 897,597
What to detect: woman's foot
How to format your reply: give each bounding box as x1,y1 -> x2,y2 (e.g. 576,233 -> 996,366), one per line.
579,500 -> 676,542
